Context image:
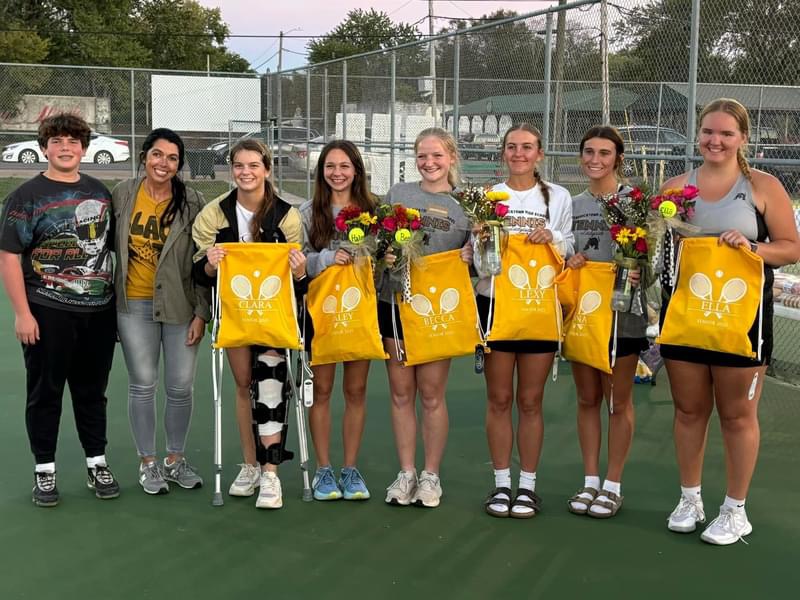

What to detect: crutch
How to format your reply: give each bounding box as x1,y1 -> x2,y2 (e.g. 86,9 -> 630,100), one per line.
292,296 -> 315,501
211,276 -> 225,506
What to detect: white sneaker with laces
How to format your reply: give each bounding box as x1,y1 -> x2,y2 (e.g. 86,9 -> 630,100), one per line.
667,495 -> 706,533
228,463 -> 261,497
700,506 -> 752,545
412,470 -> 442,508
385,470 -> 418,506
255,471 -> 283,509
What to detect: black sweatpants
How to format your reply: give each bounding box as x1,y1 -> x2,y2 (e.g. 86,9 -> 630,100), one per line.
23,302 -> 116,464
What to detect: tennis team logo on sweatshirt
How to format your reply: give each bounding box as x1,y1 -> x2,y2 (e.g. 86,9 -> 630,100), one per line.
688,270 -> 747,321
229,270 -> 282,316
409,287 -> 459,331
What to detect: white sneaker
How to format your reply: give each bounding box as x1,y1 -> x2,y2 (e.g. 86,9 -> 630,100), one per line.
667,495 -> 706,533
228,463 -> 261,497
255,471 -> 283,509
385,470 -> 418,506
700,506 -> 752,545
412,470 -> 442,508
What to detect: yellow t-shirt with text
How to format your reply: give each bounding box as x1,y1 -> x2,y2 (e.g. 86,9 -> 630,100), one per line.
126,185 -> 171,299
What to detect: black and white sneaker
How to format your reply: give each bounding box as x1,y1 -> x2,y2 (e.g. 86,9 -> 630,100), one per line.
87,465 -> 120,499
33,471 -> 59,507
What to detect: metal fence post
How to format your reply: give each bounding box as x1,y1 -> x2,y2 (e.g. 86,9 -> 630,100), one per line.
323,68 -> 328,139
306,69 -> 312,201
130,69 -> 136,178
342,61 -> 348,140
390,51 -> 396,187
754,84 -> 765,157
452,36 -> 460,142
600,0 -> 609,125
277,71 -> 283,192
685,0 -> 701,171
543,13 -> 554,179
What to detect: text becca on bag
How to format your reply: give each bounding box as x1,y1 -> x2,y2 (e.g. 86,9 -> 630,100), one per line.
555,261 -> 616,374
213,242 -> 302,350
397,248 -> 482,367
658,236 -> 764,358
485,234 -> 564,343
306,259 -> 388,366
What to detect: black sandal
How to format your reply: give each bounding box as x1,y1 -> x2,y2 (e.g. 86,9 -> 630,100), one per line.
510,489 -> 542,519
484,487 -> 512,518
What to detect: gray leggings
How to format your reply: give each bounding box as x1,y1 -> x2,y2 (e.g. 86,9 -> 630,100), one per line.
117,300 -> 199,457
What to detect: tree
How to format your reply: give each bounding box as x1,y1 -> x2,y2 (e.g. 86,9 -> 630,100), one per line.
0,0 -> 250,71
304,9 -> 426,114
610,0 -> 732,82
307,9 -> 420,64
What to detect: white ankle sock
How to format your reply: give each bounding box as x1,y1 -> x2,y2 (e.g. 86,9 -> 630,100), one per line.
518,470 -> 536,493
569,475 -> 600,511
588,480 -> 621,516
681,485 -> 702,500
723,495 -> 745,511
35,462 -> 55,474
494,468 -> 511,490
86,455 -> 107,469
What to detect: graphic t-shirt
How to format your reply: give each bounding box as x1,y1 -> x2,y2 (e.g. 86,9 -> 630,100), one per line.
0,173 -> 114,311
126,185 -> 170,299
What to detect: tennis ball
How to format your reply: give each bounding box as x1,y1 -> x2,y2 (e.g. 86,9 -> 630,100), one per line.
395,228 -> 412,244
348,227 -> 365,244
659,200 -> 677,218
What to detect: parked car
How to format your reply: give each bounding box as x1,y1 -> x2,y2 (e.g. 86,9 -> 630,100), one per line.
207,126 -> 321,166
1,133 -> 130,165
461,133 -> 502,161
615,125 -> 688,178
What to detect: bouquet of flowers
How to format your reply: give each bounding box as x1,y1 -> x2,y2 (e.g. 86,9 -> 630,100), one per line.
452,184 -> 510,276
648,185 -> 702,288
334,205 -> 379,261
596,186 -> 654,312
375,203 -> 425,302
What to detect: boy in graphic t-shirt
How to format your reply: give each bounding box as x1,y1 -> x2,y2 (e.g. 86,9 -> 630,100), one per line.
0,113 -> 120,507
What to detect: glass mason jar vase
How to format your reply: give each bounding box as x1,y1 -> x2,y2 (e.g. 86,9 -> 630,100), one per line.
611,256 -> 639,312
475,221 -> 506,277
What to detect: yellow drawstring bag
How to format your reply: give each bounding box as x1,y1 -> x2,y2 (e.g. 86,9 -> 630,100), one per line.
397,249 -> 482,366
486,235 -> 564,342
306,259 -> 388,366
213,242 -> 302,350
658,237 -> 764,358
555,262 -> 616,374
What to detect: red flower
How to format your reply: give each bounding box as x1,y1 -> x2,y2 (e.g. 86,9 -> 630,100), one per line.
650,195 -> 663,210
382,216 -> 397,232
334,216 -> 347,231
635,237 -> 648,253
682,185 -> 699,200
410,219 -> 421,230
495,203 -> 509,217
610,224 -> 622,238
629,187 -> 644,202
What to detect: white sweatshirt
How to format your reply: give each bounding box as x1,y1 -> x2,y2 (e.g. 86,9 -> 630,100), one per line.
475,180 -> 574,298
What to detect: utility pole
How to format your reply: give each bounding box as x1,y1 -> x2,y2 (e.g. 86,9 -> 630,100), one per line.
277,31 -> 284,73
429,1 -> 438,123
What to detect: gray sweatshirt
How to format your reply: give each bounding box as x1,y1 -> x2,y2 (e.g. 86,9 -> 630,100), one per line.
572,187 -> 647,339
377,182 -> 470,302
299,200 -> 349,279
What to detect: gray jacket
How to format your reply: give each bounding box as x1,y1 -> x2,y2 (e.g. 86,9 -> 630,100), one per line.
112,177 -> 210,324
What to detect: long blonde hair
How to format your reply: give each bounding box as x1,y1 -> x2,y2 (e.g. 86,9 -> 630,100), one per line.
414,127 -> 461,188
699,98 -> 752,181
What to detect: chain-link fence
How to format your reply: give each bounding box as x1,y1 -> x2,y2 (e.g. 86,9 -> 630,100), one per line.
1,0 -> 799,381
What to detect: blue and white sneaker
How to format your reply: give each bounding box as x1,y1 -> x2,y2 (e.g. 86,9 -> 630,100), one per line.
340,466 -> 370,500
312,466 -> 342,501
